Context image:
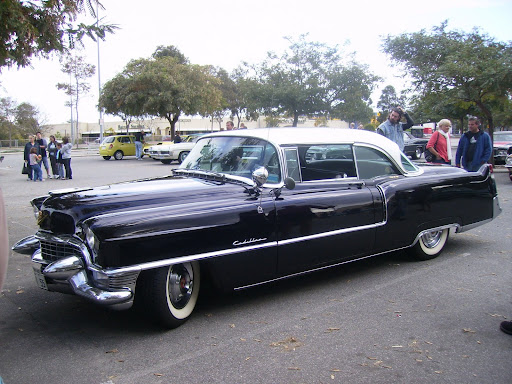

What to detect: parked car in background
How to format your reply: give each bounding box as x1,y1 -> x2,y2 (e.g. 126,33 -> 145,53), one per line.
12,128 -> 501,329
505,154 -> 512,181
148,133 -> 204,164
403,131 -> 429,160
99,135 -> 137,160
493,131 -> 512,164
143,136 -> 173,158
99,135 -> 153,160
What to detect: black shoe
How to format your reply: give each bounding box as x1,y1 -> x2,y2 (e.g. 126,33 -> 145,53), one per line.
500,321 -> 512,335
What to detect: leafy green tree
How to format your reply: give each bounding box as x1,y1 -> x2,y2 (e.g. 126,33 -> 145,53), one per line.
56,53 -> 96,144
0,97 -> 16,141
249,34 -> 379,126
138,57 -> 222,138
328,64 -> 379,124
101,47 -> 222,140
0,0 -> 117,70
98,60 -> 149,130
152,45 -> 189,64
15,102 -> 44,137
382,21 -> 512,139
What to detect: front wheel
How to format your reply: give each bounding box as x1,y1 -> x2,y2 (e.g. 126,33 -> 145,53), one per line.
178,151 -> 189,164
102,156 -> 111,160
114,150 -> 124,160
140,261 -> 201,328
408,228 -> 449,261
412,147 -> 422,160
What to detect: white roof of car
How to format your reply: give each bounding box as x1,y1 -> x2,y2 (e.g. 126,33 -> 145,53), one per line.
202,127 -> 404,163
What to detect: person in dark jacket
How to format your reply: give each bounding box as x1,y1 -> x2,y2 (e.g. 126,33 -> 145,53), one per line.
455,116 -> 492,172
47,135 -> 59,178
23,135 -> 38,181
36,131 -> 51,178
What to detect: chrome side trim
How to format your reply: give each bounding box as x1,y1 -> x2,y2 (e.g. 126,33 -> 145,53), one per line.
234,224 -> 460,291
278,221 -> 386,246
105,240 -> 279,274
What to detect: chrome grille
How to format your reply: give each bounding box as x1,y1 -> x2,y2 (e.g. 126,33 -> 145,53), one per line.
40,239 -> 82,263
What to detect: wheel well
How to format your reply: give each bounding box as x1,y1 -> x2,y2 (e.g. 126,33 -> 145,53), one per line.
411,224 -> 459,247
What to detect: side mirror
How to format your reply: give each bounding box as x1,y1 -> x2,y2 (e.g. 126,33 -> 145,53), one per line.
252,167 -> 269,187
284,177 -> 295,190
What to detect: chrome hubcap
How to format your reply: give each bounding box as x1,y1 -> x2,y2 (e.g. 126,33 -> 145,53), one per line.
168,264 -> 193,309
421,230 -> 443,249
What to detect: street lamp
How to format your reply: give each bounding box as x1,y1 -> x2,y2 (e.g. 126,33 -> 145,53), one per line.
96,1 -> 104,143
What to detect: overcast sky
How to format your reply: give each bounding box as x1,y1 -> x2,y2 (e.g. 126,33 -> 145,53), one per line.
1,0 -> 511,125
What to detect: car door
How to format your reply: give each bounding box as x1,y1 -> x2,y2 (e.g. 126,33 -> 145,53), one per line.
276,145 -> 383,276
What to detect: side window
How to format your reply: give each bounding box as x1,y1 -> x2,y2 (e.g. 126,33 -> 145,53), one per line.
300,144 -> 356,181
354,146 -> 400,179
284,148 -> 301,182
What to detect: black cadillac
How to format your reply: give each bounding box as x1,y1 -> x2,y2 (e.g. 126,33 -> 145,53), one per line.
13,128 -> 501,328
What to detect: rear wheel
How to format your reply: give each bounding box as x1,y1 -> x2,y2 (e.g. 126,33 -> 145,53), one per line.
178,151 -> 189,164
114,150 -> 124,160
409,228 -> 449,261
102,156 -> 111,160
141,262 -> 200,328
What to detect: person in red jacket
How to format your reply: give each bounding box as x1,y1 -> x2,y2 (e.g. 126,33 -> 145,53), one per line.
426,119 -> 452,165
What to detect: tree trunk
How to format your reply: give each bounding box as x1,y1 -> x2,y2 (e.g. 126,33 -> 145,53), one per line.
166,113 -> 180,140
293,112 -> 299,127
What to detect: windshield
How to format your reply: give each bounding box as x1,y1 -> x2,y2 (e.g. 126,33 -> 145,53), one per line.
180,136 -> 281,184
495,133 -> 512,142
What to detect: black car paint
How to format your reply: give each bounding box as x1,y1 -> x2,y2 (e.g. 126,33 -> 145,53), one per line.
34,164 -> 496,291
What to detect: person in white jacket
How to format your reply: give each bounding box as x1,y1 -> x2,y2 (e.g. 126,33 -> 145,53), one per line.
61,136 -> 73,179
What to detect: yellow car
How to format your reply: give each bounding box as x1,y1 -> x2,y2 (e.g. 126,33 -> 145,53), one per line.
99,135 -> 137,160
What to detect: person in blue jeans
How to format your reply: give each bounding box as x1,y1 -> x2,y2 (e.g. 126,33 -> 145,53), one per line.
455,116 -> 492,172
29,147 -> 43,181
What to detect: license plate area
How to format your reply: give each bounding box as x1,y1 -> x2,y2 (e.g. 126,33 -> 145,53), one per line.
34,269 -> 48,290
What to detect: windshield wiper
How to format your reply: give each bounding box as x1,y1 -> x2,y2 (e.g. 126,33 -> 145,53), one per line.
173,169 -> 254,188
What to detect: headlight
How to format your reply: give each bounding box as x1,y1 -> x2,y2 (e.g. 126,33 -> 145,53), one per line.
84,225 -> 100,259
497,149 -> 507,156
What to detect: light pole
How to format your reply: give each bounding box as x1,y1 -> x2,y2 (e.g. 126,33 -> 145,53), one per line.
96,1 -> 104,143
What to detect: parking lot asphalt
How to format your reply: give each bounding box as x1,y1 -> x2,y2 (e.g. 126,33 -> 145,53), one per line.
0,151 -> 511,384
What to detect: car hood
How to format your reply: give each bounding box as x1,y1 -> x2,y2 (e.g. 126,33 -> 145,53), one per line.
37,176 -> 249,234
150,142 -> 194,150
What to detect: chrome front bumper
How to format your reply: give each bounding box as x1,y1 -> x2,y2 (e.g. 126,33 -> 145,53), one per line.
14,234 -> 138,311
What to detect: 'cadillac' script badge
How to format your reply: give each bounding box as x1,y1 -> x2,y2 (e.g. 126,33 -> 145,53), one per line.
233,238 -> 267,246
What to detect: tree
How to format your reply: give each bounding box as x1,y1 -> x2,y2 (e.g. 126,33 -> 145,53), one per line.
56,53 -> 96,144
138,57 -> 222,139
152,45 -> 188,64
248,34 -> 379,126
98,60 -> 148,130
15,102 -> 45,137
100,47 -> 223,140
382,21 -> 512,141
0,0 -> 117,70
0,97 -> 16,141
